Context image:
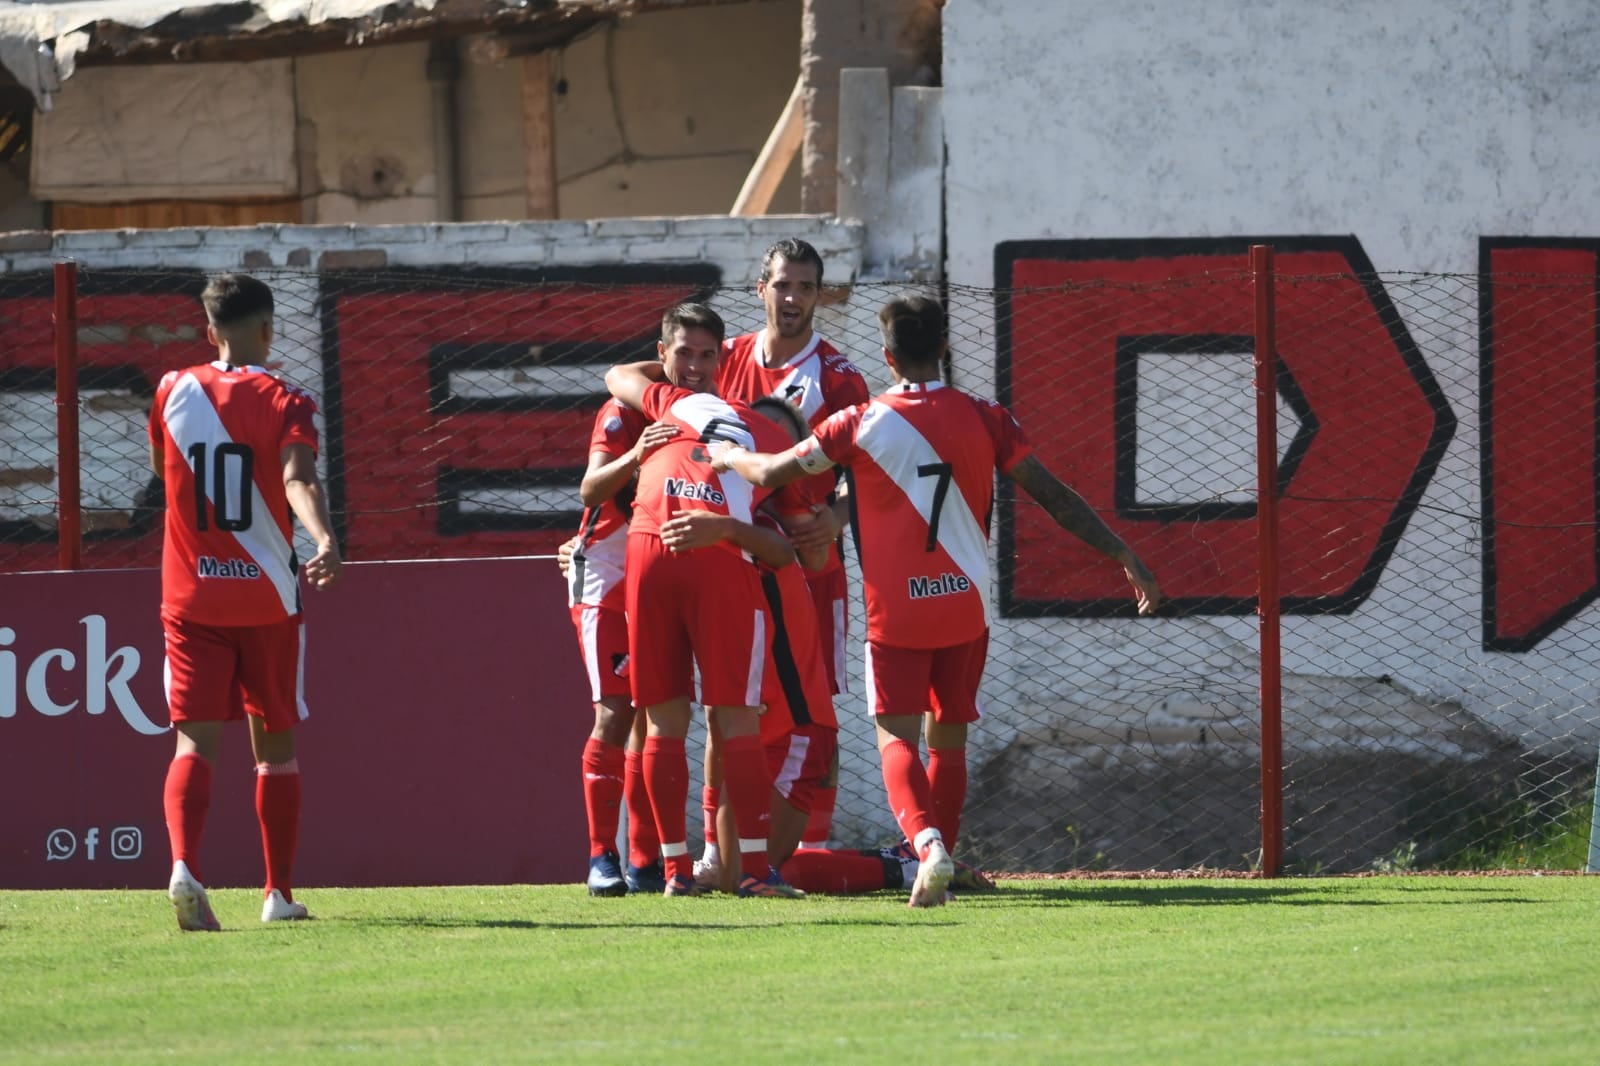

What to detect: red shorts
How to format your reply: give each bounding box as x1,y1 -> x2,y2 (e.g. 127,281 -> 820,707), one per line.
804,566 -> 849,695
863,632 -> 988,723
163,615 -> 307,733
766,723 -> 838,812
625,532 -> 768,709
569,604 -> 631,703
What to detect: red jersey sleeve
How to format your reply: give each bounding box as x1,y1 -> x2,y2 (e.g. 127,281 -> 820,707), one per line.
589,399 -> 646,458
638,381 -> 687,422
980,399 -> 1033,473
278,386 -> 319,453
804,403 -> 869,468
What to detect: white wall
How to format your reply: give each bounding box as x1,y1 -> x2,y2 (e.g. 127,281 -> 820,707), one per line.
943,0 -> 1600,284
939,0 -> 1600,761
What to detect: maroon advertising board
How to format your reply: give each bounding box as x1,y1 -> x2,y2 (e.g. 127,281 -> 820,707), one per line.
0,557 -> 589,889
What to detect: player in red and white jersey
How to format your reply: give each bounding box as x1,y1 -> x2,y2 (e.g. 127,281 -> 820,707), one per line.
715,238 -> 871,850
603,302 -> 807,899
147,274 -> 341,932
565,397 -> 675,897
715,295 -> 1162,906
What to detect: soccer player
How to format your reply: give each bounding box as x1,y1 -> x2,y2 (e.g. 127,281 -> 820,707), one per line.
693,397 -> 838,892
567,400 -> 678,896
716,237 -> 871,849
148,273 -> 342,931
713,294 -> 1162,907
603,302 -> 809,899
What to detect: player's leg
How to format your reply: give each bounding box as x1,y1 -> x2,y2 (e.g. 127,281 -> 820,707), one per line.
625,533 -> 697,895
573,603 -> 633,896
800,568 -> 847,848
160,617 -> 231,931
241,618 -> 310,922
623,709 -> 666,894
866,641 -> 953,907
694,725 -> 725,890
925,632 -> 987,855
694,559 -> 798,898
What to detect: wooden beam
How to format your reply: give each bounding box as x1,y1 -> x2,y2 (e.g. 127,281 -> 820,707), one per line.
731,74 -> 804,217
520,51 -> 558,220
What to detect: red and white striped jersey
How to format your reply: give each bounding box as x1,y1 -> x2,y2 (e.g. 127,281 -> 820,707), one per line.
569,398 -> 648,610
148,361 -> 319,626
629,381 -> 801,559
717,331 -> 870,574
799,381 -> 1032,649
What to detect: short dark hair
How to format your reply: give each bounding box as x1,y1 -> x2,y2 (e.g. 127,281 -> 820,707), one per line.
201,273 -> 274,328
660,302 -> 726,346
759,238 -> 824,285
878,295 -> 945,365
749,395 -> 807,443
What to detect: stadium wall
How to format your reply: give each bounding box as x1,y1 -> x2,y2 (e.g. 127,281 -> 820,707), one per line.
937,0 -> 1600,867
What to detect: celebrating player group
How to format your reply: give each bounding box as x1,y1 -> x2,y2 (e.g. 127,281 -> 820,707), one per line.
563,239 -> 1162,907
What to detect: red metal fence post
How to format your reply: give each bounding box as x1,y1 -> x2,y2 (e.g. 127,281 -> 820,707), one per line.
53,260 -> 81,571
1252,244 -> 1284,877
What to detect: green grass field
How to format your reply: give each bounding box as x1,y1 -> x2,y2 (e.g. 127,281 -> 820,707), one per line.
3,876 -> 1598,1064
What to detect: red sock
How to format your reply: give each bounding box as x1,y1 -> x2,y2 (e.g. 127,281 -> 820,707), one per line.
927,746 -> 967,853
720,734 -> 772,880
701,784 -> 721,847
643,736 -> 691,881
879,737 -> 937,846
582,738 -> 625,857
624,748 -> 659,869
800,785 -> 837,847
780,848 -> 892,893
256,763 -> 301,901
163,752 -> 212,880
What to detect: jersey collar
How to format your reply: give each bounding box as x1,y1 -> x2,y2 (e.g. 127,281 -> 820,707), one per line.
890,379 -> 945,394
758,329 -> 822,369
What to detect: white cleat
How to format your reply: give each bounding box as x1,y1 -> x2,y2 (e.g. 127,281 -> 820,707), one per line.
169,861 -> 222,932
261,888 -> 310,923
908,840 -> 954,909
692,857 -> 723,892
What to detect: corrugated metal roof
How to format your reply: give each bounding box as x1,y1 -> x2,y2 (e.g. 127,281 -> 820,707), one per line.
0,0 -> 657,107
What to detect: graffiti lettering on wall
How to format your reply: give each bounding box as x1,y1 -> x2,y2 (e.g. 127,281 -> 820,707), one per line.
319,265 -> 721,559
994,237 -> 1458,619
1479,239 -> 1600,652
0,272 -> 208,573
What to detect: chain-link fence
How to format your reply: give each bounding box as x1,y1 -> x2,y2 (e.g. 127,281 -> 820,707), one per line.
4,258 -> 1596,874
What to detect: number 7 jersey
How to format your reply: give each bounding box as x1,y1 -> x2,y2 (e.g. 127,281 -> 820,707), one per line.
801,381 -> 1032,649
149,361 -> 319,626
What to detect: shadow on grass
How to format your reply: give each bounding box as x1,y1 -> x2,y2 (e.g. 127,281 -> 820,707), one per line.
981,881 -> 1547,907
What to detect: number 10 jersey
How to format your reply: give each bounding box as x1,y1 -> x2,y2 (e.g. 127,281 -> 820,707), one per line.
149,361 -> 319,626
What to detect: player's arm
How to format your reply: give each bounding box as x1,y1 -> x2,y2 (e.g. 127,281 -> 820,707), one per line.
282,442 -> 342,589
1007,454 -> 1160,615
579,421 -> 679,507
710,440 -> 823,489
771,504 -> 832,571
604,361 -> 667,412
149,439 -> 164,478
658,511 -> 796,568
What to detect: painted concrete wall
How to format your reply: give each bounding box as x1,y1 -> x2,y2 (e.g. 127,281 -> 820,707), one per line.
938,0 -> 1600,794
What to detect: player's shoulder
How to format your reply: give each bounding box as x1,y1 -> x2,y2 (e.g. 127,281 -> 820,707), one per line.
815,338 -> 866,380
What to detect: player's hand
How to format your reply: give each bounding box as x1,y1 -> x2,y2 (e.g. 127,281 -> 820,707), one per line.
631,421 -> 680,464
1125,560 -> 1161,616
303,541 -> 342,589
779,502 -> 841,555
708,440 -> 739,472
660,511 -> 730,553
555,535 -> 580,578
